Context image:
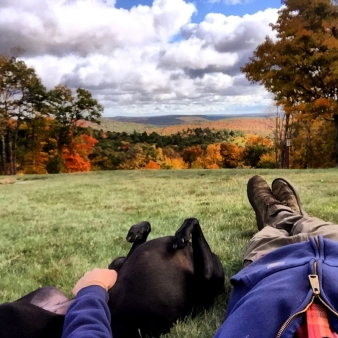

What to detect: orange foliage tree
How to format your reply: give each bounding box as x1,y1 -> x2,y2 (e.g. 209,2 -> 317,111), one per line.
241,0 -> 338,167
145,160 -> 161,169
220,143 -> 243,168
204,144 -> 222,168
157,146 -> 187,169
62,134 -> 98,172
290,115 -> 335,168
163,156 -> 188,169
206,163 -> 220,169
23,143 -> 50,174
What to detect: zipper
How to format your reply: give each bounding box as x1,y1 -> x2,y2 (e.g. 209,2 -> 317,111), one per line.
276,239 -> 338,338
276,296 -> 315,338
276,262 -> 319,338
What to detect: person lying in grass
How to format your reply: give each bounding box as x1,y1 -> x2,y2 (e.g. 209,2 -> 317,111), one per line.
62,175 -> 338,338
215,175 -> 338,338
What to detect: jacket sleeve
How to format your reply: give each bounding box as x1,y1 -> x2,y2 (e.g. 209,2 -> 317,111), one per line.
61,285 -> 113,338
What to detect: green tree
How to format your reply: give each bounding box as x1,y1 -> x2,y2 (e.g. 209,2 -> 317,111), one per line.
47,85 -> 103,171
242,0 -> 338,167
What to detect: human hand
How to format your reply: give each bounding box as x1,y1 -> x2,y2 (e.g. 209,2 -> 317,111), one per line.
73,268 -> 118,296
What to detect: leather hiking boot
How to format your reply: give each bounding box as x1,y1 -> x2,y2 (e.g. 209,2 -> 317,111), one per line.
247,175 -> 282,231
271,178 -> 308,216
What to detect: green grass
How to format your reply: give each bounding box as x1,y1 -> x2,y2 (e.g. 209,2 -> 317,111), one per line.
1,169 -> 338,337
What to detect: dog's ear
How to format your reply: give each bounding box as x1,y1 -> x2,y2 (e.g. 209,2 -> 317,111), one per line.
15,286 -> 73,315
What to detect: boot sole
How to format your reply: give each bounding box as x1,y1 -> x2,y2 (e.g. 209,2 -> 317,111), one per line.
271,178 -> 308,216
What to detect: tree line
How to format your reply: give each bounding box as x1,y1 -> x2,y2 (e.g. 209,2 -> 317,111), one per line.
0,55 -> 102,175
88,128 -> 275,170
0,53 -> 278,173
3,0 -> 338,178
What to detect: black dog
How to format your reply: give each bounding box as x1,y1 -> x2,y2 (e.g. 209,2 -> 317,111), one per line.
0,218 -> 224,338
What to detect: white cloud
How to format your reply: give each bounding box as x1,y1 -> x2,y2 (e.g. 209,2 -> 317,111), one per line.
0,0 -> 196,56
0,0 -> 279,116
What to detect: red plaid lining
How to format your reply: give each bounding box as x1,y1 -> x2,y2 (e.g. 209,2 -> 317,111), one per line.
295,302 -> 338,338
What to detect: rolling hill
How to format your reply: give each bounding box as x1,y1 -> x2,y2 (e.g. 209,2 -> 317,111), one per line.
80,114 -> 276,136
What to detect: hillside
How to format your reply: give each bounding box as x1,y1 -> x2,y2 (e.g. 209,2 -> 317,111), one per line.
110,114 -> 263,126
150,116 -> 275,136
88,114 -> 276,136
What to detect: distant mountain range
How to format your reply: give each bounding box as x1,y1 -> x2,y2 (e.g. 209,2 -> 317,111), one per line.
107,113 -> 270,127
90,113 -> 275,136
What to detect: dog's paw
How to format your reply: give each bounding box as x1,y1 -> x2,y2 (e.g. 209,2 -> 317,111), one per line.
173,231 -> 191,250
173,218 -> 199,249
126,221 -> 151,243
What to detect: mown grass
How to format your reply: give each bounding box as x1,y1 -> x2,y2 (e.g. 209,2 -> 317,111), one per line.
1,169 -> 338,337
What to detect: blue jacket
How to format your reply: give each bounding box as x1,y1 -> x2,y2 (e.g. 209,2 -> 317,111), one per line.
215,236 -> 338,338
61,285 -> 112,338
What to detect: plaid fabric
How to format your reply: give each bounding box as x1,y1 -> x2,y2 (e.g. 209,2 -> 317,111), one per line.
295,302 -> 338,338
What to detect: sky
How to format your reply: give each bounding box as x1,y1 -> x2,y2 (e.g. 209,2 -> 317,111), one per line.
0,0 -> 282,117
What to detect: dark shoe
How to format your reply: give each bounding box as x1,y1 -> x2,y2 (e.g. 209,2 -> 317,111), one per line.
272,178 -> 307,216
247,175 -> 282,231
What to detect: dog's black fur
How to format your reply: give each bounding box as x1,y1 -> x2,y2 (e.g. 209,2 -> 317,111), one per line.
0,218 -> 224,338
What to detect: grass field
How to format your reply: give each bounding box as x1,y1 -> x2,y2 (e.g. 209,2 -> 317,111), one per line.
1,169 -> 338,337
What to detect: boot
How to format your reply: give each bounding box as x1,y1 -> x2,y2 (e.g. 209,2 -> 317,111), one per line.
271,178 -> 308,217
247,175 -> 290,231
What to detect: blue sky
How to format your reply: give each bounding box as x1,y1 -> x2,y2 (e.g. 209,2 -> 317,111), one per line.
0,0 -> 281,116
116,0 -> 282,23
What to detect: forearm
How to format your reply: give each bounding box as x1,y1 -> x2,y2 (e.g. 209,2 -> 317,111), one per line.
61,285 -> 112,338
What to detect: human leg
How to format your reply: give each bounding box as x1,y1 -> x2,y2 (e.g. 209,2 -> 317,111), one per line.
272,178 -> 338,240
244,176 -> 301,265
291,216 -> 338,239
243,226 -> 304,265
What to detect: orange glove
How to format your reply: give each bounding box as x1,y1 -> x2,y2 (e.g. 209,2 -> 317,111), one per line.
73,268 -> 118,296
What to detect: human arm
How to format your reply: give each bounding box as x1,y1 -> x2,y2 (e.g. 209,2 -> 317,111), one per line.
61,268 -> 117,338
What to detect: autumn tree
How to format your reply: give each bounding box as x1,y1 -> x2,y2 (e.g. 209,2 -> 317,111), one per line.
242,0 -> 338,167
62,134 -> 98,172
265,103 -> 291,168
158,146 -> 187,169
47,85 -> 103,172
243,136 -> 274,168
118,143 -> 158,169
22,117 -> 55,174
162,156 -> 187,169
0,55 -> 47,174
220,143 -> 243,168
205,144 -> 223,167
182,145 -> 204,167
194,143 -> 223,169
290,115 -> 335,168
145,160 -> 161,169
